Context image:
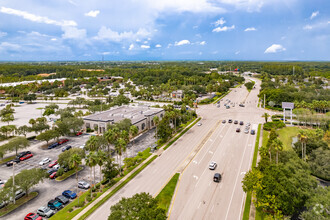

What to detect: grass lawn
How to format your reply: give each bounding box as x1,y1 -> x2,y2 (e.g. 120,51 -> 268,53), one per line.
56,166 -> 83,181
277,127 -> 300,151
0,192 -> 38,217
156,173 -> 180,211
0,155 -> 16,165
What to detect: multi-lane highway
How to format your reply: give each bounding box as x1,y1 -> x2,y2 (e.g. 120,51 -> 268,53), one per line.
85,77 -> 266,220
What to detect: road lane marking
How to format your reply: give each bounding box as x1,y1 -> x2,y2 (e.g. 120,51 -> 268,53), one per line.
211,205 -> 215,213
193,160 -> 197,164
197,202 -> 201,209
209,151 -> 213,154
240,172 -> 246,175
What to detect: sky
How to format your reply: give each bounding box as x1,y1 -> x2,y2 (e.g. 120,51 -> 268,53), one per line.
0,0 -> 329,61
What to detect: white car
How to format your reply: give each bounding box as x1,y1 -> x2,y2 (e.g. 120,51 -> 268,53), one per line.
53,164 -> 60,170
78,180 -> 90,189
39,158 -> 51,165
209,161 -> 217,170
197,122 -> 202,126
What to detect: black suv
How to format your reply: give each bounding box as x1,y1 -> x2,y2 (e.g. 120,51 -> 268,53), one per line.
228,119 -> 233,123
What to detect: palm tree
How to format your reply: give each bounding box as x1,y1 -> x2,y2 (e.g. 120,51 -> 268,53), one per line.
69,153 -> 82,194
96,150 -> 107,184
90,152 -> 98,185
121,130 -> 129,157
85,136 -> 100,152
104,128 -> 120,158
262,112 -> 270,123
129,125 -> 138,155
115,138 -> 127,175
298,133 -> 308,161
85,152 -> 94,194
153,116 -> 159,134
271,139 -> 283,164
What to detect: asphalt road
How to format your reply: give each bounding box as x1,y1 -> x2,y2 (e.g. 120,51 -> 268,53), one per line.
86,78 -> 268,220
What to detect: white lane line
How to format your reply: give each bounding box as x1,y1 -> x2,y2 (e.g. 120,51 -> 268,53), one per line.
209,182 -> 211,186
209,151 -> 213,154
193,160 -> 198,164
193,175 -> 199,180
224,132 -> 251,220
197,202 -> 202,209
211,205 -> 215,213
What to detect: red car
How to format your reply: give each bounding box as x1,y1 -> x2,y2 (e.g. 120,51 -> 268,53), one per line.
48,160 -> 58,168
49,172 -> 57,179
76,131 -> 83,136
58,139 -> 69,145
20,154 -> 33,161
24,213 -> 42,220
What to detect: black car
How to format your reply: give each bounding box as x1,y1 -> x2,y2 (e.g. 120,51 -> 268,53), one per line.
234,120 -> 238,124
48,142 -> 59,149
62,145 -> 72,152
239,104 -> 245,107
239,121 -> 244,125
6,158 -> 20,166
236,128 -> 241,132
17,151 -> 31,159
55,195 -> 69,205
251,130 -> 256,135
47,168 -> 57,175
228,119 -> 233,123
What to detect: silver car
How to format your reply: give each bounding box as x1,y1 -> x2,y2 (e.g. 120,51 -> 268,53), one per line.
78,180 -> 90,189
37,206 -> 55,217
209,161 -> 217,170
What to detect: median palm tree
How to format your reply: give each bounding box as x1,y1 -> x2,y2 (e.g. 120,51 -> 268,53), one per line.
69,153 -> 82,194
115,138 -> 127,175
85,152 -> 94,194
262,112 -> 270,123
298,133 -> 308,161
153,116 -> 159,136
104,127 -> 120,158
121,130 -> 129,157
96,150 -> 107,184
271,138 -> 283,164
85,135 -> 100,152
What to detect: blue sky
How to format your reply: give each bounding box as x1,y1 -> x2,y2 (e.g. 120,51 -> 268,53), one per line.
0,0 -> 329,61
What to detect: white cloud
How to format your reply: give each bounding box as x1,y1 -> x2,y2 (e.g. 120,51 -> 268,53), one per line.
0,6 -> 77,27
303,25 -> 313,30
214,17 -> 226,26
215,0 -> 278,12
141,45 -> 150,49
212,25 -> 235,32
51,38 -> 57,41
0,42 -> 21,51
102,52 -> 111,55
264,44 -> 286,53
175,40 -> 190,46
155,44 -> 162,48
85,10 -> 100,17
310,11 -> 319,20
62,26 -> 86,39
128,44 -> 134,50
244,27 -> 257,31
0,31 -> 7,37
200,41 -> 206,45
95,26 -> 150,42
235,51 -> 240,55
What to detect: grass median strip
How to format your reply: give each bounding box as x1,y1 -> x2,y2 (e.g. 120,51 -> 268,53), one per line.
0,192 -> 38,217
242,123 -> 261,220
56,167 -> 83,181
78,155 -> 158,220
164,118 -> 201,151
156,173 -> 180,211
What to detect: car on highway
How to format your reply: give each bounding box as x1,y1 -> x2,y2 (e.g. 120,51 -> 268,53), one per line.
246,122 -> 251,127
240,121 -> 244,125
76,131 -> 83,136
78,180 -> 90,189
244,129 -> 249,134
213,173 -> 222,182
251,130 -> 256,135
48,160 -> 58,168
239,104 -> 245,107
62,145 -> 72,152
20,153 -> 33,161
39,158 -> 51,166
197,122 -> 202,126
62,190 -> 77,199
226,105 -> 230,109
236,128 -> 241,132
37,206 -> 54,218
55,195 -> 69,205
209,161 -> 217,170
49,172 -> 57,179
58,138 -> 69,145
24,213 -> 42,220
234,120 -> 238,124
48,142 -> 59,149
222,120 -> 226,123
48,199 -> 63,210
228,119 -> 233,123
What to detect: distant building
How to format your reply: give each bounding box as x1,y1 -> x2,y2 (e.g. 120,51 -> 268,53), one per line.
83,105 -> 165,134
171,90 -> 184,99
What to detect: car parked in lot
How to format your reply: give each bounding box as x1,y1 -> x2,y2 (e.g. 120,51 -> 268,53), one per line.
48,199 -> 63,210
15,189 -> 26,200
244,129 -> 249,134
62,145 -> 72,152
236,128 -> 241,132
6,159 -> 20,166
24,213 -> 42,220
228,119 -> 233,123
239,103 -> 245,107
209,161 -> 217,170
48,142 -> 59,149
76,131 -> 83,136
48,160 -> 58,168
53,164 -> 60,170
37,206 -> 54,218
17,151 -> 31,159
58,139 -> 69,145
47,168 -> 57,175
62,190 -> 77,199
49,172 -> 57,179
222,120 -> 226,123
20,153 -> 33,161
78,180 -> 90,189
234,120 -> 238,124
55,195 -> 69,205
239,121 -> 244,125
197,122 -> 202,126
39,158 -> 51,166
